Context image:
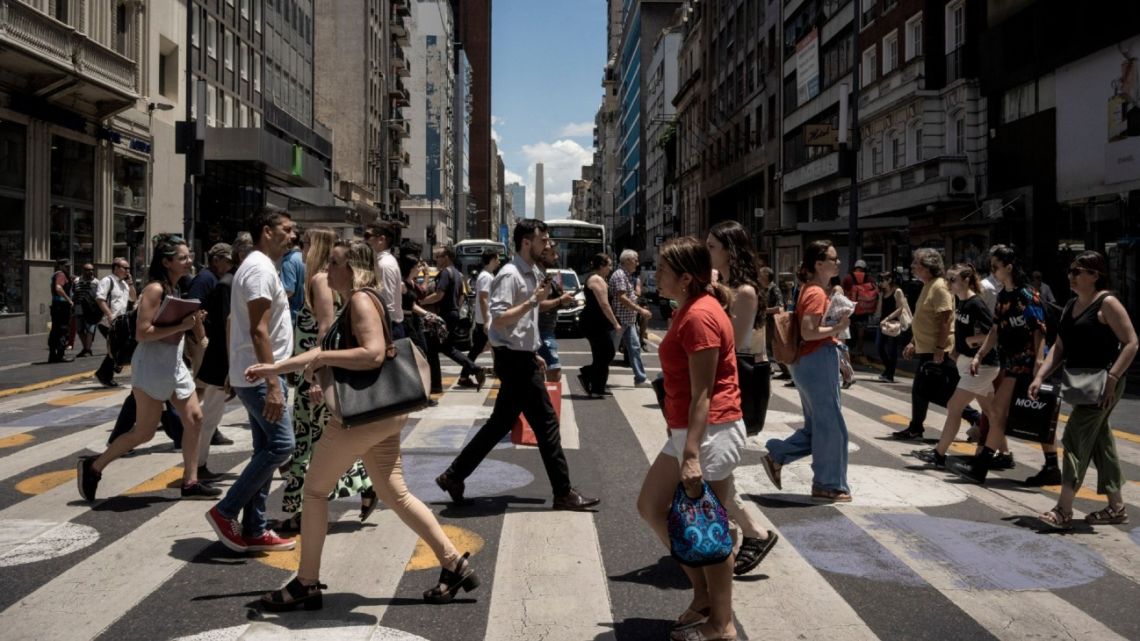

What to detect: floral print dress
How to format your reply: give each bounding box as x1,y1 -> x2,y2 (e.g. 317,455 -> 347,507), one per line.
282,300 -> 373,514
994,287 -> 1046,377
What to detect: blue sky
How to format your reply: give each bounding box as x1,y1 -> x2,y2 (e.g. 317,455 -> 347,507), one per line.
491,0 -> 606,218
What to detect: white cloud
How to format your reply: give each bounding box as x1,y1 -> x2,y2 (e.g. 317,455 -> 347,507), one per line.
516,139 -> 595,218
491,115 -> 505,126
504,169 -> 524,185
491,128 -> 502,144
559,121 -> 595,138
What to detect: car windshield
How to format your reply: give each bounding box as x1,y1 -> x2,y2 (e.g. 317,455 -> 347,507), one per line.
547,270 -> 580,291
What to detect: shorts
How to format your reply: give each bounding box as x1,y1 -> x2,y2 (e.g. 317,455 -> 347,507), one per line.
538,331 -> 561,371
956,354 -> 999,396
660,419 -> 747,482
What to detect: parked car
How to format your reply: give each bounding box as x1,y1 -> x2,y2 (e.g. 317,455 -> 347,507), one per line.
546,268 -> 585,336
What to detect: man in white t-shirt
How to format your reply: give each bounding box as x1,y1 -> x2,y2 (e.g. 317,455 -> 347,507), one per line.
364,221 -> 405,338
464,249 -> 500,383
93,257 -> 136,386
206,208 -> 297,554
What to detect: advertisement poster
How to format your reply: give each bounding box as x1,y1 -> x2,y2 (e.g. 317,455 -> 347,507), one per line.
796,29 -> 821,108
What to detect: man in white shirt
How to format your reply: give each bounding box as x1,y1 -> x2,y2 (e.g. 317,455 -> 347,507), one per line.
463,249 -> 500,384
364,221 -> 406,338
206,208 -> 297,554
93,257 -> 136,387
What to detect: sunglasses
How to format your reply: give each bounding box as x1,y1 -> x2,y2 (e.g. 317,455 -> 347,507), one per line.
1067,267 -> 1096,277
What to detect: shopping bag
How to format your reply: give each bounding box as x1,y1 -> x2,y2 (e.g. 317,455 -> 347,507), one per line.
668,482 -> 733,567
914,360 -> 958,408
511,381 -> 561,446
1005,376 -> 1060,443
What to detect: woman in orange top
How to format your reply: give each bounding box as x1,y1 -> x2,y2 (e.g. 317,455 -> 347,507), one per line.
761,240 -> 853,502
636,237 -> 746,641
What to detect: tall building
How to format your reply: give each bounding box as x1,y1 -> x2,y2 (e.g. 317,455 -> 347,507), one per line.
0,0 -> 149,335
507,183 -> 526,218
614,0 -> 683,254
452,0 -> 493,237
534,162 -> 545,220
674,0 -> 707,238
453,48 -> 473,240
645,24 -> 681,263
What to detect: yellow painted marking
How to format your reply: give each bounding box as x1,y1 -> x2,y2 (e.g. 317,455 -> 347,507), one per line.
1059,413 -> 1069,423
0,433 -> 34,449
443,376 -> 458,387
123,466 -> 184,495
16,469 -> 77,495
406,525 -> 484,571
948,442 -> 977,456
0,371 -> 102,399
255,535 -> 302,571
1113,430 -> 1140,445
1040,484 -> 1103,501
486,387 -> 499,400
46,389 -> 119,406
881,413 -> 909,427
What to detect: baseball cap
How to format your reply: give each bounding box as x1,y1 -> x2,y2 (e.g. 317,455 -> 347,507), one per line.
854,259 -> 867,269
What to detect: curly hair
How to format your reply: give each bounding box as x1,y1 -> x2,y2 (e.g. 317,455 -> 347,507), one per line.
709,220 -> 764,327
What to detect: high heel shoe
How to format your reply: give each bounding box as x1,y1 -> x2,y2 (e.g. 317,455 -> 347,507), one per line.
360,487 -> 379,522
261,577 -> 326,612
423,551 -> 480,604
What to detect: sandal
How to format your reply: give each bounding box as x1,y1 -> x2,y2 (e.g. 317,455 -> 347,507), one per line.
733,531 -> 779,575
268,513 -> 302,533
360,487 -> 379,522
1085,505 -> 1129,525
669,625 -> 736,641
671,606 -> 710,632
1038,506 -> 1073,530
261,577 -> 326,612
423,551 -> 480,604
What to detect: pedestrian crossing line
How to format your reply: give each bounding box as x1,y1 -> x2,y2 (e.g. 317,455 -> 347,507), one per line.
14,469 -> 75,495
609,373 -> 881,641
483,510 -> 614,641
122,466 -> 185,495
0,434 -> 33,449
405,524 -> 484,571
555,378 -> 580,450
45,390 -> 120,407
843,508 -> 1129,641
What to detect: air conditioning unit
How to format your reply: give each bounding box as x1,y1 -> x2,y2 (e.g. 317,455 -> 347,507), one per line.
948,175 -> 972,195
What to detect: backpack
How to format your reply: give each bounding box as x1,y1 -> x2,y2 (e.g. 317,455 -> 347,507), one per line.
108,309 -> 138,367
851,276 -> 878,316
771,307 -> 801,365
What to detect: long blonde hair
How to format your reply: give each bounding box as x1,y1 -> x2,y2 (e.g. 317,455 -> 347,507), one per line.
342,239 -> 380,291
304,227 -> 338,306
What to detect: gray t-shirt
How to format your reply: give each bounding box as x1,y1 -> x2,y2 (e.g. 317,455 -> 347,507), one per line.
488,256 -> 542,352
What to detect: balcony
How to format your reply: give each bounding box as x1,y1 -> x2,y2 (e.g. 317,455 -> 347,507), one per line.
393,0 -> 411,17
392,85 -> 410,107
390,11 -> 410,45
945,46 -> 978,85
389,149 -> 410,166
389,177 -> 409,197
0,0 -> 139,118
856,156 -> 975,217
391,46 -> 410,77
783,151 -> 840,193
388,118 -> 410,138
858,57 -> 925,120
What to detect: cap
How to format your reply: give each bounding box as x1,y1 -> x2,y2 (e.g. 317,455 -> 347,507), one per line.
207,243 -> 233,261
854,259 -> 867,269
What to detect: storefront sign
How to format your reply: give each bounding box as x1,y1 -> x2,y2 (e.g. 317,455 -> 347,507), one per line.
795,29 -> 821,108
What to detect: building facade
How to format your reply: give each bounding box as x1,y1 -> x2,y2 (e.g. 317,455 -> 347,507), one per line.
645,25 -> 681,263
507,182 -> 526,219
674,0 -> 708,239
452,0 -> 492,237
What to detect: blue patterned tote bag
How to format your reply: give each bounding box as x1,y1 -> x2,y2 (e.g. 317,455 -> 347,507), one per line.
668,482 -> 733,567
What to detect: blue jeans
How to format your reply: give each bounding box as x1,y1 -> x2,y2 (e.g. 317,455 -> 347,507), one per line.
538,329 -> 561,370
765,342 -> 849,492
621,323 -> 646,384
219,378 -> 295,536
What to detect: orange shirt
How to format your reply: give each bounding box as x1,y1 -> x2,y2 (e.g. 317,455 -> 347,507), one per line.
659,293 -> 743,429
797,284 -> 837,357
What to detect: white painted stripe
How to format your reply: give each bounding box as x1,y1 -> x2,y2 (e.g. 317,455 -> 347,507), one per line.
483,510 -> 614,641
555,377 -> 578,450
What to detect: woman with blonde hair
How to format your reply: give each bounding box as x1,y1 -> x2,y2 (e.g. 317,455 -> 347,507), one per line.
249,240 -> 479,610
275,228 -> 375,532
637,237 -> 747,640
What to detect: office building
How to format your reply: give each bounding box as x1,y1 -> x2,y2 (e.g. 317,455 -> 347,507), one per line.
645,24 -> 680,262
454,49 -> 473,240
452,0 -> 493,237
507,183 -> 526,219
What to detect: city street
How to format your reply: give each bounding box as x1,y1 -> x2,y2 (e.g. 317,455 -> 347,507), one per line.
0,334 -> 1139,641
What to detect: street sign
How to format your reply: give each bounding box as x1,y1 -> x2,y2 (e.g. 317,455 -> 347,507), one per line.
806,123 -> 837,147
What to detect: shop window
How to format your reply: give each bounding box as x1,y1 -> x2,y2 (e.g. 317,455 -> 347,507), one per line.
50,206 -> 94,267
113,155 -> 147,212
51,136 -> 94,201
113,211 -> 147,280
0,194 -> 24,314
0,122 -> 26,190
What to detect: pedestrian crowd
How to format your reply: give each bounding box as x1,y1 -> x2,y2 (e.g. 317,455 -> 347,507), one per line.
63,207 -> 1134,639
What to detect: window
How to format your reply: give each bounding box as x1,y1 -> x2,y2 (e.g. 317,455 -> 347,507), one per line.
206,16 -> 217,58
905,13 -> 923,60
223,95 -> 233,127
892,135 -> 905,169
883,31 -> 899,75
946,0 -> 965,53
191,8 -> 200,47
206,84 -> 216,126
241,0 -> 249,18
224,30 -> 233,71
254,0 -> 261,32
253,111 -> 261,128
253,53 -> 261,92
871,143 -> 883,175
951,115 -> 966,154
240,42 -> 248,80
1002,80 -> 1037,123
861,46 -> 877,87
226,0 -> 233,6
912,125 -> 924,163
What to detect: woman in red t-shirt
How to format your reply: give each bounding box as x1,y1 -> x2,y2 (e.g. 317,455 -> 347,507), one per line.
635,237 -> 745,641
761,240 -> 853,503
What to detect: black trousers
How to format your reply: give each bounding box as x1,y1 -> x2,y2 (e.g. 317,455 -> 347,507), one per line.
95,325 -> 117,383
48,301 -> 71,360
428,312 -> 479,389
581,326 -> 615,393
107,392 -> 183,447
737,353 -> 771,435
910,353 -> 980,430
447,347 -> 571,496
465,323 -> 489,371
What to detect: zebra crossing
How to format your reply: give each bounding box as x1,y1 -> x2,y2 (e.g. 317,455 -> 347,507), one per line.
0,344 -> 1138,641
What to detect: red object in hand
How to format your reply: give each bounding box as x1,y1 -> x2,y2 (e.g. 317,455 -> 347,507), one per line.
512,381 -> 561,446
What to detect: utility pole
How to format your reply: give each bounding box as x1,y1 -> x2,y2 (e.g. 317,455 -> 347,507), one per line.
847,0 -> 862,264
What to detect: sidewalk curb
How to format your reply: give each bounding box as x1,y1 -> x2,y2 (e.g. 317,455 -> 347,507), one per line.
0,371 -> 98,399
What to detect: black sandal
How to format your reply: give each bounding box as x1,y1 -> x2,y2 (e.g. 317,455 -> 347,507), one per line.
423,551 -> 480,604
360,487 -> 379,522
268,513 -> 302,533
261,577 -> 326,612
733,531 -> 779,575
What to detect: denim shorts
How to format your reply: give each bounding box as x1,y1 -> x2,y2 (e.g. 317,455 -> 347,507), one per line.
538,332 -> 561,370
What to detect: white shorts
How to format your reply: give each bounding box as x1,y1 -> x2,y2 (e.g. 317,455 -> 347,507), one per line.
660,419 -> 747,482
956,354 -> 999,396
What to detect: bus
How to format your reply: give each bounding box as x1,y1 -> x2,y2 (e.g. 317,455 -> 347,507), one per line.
545,219 -> 606,278
453,239 -> 509,281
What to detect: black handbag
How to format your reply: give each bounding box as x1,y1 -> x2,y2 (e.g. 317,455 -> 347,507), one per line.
914,360 -> 958,408
320,289 -> 431,428
1005,375 -> 1060,443
735,353 -> 771,434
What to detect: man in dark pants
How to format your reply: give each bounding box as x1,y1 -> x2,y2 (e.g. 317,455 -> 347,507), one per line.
436,219 -> 599,511
422,245 -> 485,391
364,221 -> 406,339
464,249 -> 500,384
48,259 -> 74,363
94,258 -> 137,386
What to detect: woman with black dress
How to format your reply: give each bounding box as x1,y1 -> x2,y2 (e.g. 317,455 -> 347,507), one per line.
578,254 -> 622,397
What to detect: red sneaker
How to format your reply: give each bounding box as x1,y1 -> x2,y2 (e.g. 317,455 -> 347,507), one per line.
244,529 -> 296,552
205,506 -> 248,553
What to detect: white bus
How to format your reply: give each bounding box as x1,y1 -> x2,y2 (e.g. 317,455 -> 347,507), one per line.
453,239 -> 509,280
544,219 -> 606,278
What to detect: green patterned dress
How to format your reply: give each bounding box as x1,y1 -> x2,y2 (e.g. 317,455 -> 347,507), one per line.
282,300 -> 373,513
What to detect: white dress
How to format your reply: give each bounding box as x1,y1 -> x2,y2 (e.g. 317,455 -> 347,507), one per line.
131,334 -> 195,401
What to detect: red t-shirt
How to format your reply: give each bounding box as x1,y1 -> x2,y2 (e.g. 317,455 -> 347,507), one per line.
659,293 -> 743,429
798,283 -> 837,357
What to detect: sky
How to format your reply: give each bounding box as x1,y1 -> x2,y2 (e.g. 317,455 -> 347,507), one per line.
491,0 -> 607,219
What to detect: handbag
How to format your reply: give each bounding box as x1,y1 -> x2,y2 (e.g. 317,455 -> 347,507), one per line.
320,289 -> 431,428
1061,367 -> 1107,406
667,482 -> 734,567
914,360 -> 958,408
735,353 -> 771,434
880,318 -> 903,337
1005,375 -> 1060,443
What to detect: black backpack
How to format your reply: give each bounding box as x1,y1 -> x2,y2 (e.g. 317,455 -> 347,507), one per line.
108,310 -> 138,367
